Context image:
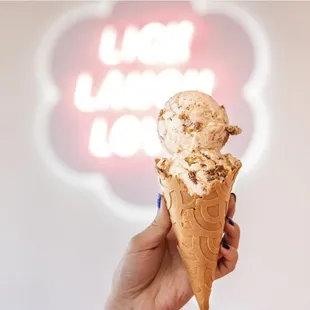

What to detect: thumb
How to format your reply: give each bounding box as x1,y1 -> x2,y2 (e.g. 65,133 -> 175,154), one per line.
129,194 -> 171,252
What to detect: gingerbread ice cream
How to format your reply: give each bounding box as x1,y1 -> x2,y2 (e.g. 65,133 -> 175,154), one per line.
157,91 -> 241,155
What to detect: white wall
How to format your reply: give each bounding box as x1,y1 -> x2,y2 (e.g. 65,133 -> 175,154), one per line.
0,1 -> 309,310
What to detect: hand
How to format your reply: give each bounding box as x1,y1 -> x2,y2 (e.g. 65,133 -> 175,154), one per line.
105,193 -> 240,310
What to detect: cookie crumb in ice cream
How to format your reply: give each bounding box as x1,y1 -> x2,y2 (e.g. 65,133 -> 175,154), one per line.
178,113 -> 187,120
158,109 -> 165,119
194,122 -> 203,131
188,171 -> 198,184
226,125 -> 242,135
215,165 -> 227,178
204,154 -> 211,160
155,158 -> 172,178
184,157 -> 194,166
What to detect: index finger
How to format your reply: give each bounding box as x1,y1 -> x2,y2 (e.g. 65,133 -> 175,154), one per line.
226,193 -> 236,218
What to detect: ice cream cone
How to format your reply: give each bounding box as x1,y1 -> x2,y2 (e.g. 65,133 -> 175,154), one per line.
156,162 -> 240,310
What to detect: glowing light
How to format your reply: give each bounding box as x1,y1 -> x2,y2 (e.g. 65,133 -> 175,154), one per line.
99,21 -> 194,65
89,118 -> 111,157
74,73 -> 93,112
98,26 -> 120,65
74,68 -> 216,112
109,115 -> 141,157
124,71 -> 153,111
96,70 -> 125,111
89,116 -> 163,158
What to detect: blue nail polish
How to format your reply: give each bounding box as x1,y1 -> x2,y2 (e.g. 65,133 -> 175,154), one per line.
226,216 -> 235,226
157,194 -> 162,209
222,242 -> 230,250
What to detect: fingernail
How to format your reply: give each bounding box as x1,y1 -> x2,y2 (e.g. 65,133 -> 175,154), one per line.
157,194 -> 162,209
222,242 -> 230,250
231,193 -> 237,202
226,216 -> 235,226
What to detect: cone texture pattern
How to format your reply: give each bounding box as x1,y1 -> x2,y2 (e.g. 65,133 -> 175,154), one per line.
157,169 -> 239,310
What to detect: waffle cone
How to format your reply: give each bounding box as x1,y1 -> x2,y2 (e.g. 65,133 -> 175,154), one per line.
156,166 -> 240,310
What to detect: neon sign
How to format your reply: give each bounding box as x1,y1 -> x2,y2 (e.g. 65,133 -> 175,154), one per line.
34,0 -> 270,222
75,19 -> 216,158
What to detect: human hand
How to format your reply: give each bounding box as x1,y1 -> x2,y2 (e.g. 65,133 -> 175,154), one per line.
105,193 -> 240,310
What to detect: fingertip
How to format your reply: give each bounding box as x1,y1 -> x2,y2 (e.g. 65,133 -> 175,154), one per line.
220,243 -> 238,261
222,222 -> 240,250
157,193 -> 162,209
156,195 -> 171,228
227,193 -> 236,218
226,216 -> 235,226
222,242 -> 230,250
157,194 -> 168,213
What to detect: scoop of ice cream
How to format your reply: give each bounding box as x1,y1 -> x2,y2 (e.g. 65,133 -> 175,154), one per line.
157,91 -> 241,155
156,150 -> 241,196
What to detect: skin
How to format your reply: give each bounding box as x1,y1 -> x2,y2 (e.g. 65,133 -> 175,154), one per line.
105,194 -> 240,310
